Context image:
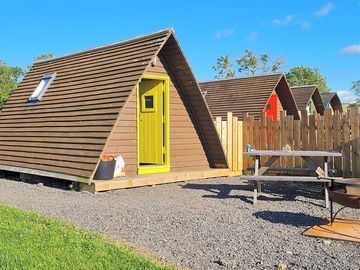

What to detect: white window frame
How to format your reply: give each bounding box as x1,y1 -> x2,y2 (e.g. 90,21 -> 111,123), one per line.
27,72 -> 56,104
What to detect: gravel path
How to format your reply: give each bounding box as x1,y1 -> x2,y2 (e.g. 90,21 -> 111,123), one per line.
0,174 -> 359,269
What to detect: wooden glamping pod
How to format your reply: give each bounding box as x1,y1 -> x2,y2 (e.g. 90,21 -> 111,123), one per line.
320,92 -> 343,112
0,29 -> 228,192
290,85 -> 325,115
199,74 -> 300,121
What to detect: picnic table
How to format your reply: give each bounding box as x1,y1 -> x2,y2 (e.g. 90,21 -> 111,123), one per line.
240,150 -> 343,207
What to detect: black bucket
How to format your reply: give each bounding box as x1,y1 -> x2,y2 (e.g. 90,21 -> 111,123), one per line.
94,159 -> 116,180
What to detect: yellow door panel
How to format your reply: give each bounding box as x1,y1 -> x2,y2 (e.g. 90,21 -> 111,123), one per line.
138,79 -> 164,165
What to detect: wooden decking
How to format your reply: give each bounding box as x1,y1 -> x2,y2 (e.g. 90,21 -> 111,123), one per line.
80,168 -> 231,193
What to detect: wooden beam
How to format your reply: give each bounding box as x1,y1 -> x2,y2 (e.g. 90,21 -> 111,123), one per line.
81,168 -> 230,192
0,164 -> 90,183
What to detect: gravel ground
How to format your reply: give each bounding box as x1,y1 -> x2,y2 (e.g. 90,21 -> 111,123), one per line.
0,173 -> 359,270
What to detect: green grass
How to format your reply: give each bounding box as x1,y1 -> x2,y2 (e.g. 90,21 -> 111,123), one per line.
0,204 -> 175,270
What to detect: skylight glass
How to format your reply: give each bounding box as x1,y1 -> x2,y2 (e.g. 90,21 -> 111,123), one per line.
27,73 -> 56,104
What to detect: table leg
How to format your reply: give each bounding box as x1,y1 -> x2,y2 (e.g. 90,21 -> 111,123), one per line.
324,156 -> 329,208
253,155 -> 260,204
330,178 -> 334,224
252,155 -> 279,204
324,157 -> 329,177
301,156 -> 325,177
324,188 -> 329,209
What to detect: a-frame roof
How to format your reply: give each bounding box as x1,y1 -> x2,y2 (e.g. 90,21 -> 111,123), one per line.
290,85 -> 325,114
320,92 -> 343,112
0,29 -> 226,182
199,73 -> 300,120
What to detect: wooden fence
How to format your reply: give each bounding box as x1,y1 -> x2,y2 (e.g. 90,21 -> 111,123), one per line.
214,108 -> 360,177
214,112 -> 243,173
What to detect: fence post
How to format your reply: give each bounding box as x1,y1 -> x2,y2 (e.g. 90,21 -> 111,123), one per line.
215,117 -> 222,136
238,120 -> 243,174
221,119 -> 227,156
227,112 -> 233,171
286,115 -> 294,167
279,111 -> 286,167
333,111 -> 342,175
301,110 -> 309,152
342,111 -> 351,177
232,116 -> 238,172
242,113 -> 248,171
350,108 -> 360,177
324,109 -> 334,169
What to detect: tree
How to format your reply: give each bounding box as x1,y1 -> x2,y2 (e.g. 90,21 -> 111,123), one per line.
286,66 -> 330,93
0,60 -> 24,109
236,50 -> 284,76
236,50 -> 258,76
348,80 -> 360,107
213,50 -> 284,78
28,53 -> 54,70
212,55 -> 236,79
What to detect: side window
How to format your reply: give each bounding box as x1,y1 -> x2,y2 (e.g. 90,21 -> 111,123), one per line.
266,103 -> 271,110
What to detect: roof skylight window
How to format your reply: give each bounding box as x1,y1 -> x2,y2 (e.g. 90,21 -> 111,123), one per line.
27,72 -> 56,104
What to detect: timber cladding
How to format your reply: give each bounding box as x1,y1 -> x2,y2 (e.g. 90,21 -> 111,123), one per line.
199,74 -> 300,120
0,29 -> 227,182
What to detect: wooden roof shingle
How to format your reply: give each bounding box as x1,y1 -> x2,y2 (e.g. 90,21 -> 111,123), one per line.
199,73 -> 300,120
290,85 -> 325,114
320,92 -> 343,112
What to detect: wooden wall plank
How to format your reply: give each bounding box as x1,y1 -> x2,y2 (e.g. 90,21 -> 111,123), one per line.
342,112 -> 351,177
286,115 -> 294,168
232,116 -> 238,171
238,121 -> 243,173
350,108 -> 360,177
333,111 -> 342,175
227,112 -> 233,171
242,113 -> 248,170
293,119 -> 301,167
324,109 -> 334,169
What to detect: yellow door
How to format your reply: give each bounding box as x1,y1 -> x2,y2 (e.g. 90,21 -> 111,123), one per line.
138,79 -> 164,165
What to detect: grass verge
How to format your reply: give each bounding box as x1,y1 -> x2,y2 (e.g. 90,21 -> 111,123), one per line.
0,204 -> 175,270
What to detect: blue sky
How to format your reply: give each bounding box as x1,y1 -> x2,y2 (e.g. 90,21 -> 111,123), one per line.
2,0 -> 359,102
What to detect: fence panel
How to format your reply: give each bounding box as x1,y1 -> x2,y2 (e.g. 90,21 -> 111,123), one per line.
215,108 -> 359,177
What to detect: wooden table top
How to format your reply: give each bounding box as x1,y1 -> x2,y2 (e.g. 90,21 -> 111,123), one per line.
243,150 -> 342,157
334,178 -> 360,187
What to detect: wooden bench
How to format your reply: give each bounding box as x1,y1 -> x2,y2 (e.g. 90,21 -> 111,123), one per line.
239,175 -> 339,206
242,150 -> 342,207
247,166 -> 337,174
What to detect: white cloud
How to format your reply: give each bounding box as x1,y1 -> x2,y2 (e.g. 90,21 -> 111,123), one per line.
337,91 -> 357,103
272,19 -> 281,26
300,21 -> 312,29
214,28 -> 235,39
315,3 -> 335,17
284,15 -> 294,25
246,32 -> 259,41
340,44 -> 360,54
272,15 -> 295,26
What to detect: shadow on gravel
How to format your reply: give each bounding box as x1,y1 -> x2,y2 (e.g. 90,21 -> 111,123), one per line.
1,171 -> 70,191
182,181 -> 325,206
254,211 -> 326,227
182,183 -> 254,202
